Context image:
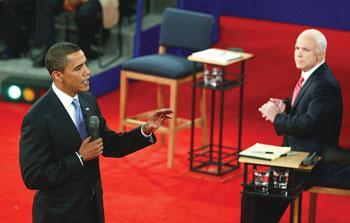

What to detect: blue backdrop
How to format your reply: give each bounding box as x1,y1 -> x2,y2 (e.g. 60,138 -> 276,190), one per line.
181,0 -> 350,31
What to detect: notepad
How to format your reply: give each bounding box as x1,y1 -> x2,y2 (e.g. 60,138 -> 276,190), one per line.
190,48 -> 242,63
239,143 -> 291,161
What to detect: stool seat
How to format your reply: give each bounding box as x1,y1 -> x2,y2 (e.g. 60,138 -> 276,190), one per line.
308,186 -> 350,223
122,54 -> 203,79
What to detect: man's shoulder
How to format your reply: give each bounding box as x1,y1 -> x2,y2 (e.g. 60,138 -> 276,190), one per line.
24,90 -> 55,121
319,69 -> 341,91
312,64 -> 340,89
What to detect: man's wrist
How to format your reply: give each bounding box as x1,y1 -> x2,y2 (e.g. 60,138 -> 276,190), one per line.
141,124 -> 154,137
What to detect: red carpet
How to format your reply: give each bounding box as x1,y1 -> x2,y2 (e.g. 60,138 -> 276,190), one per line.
1,16 -> 350,222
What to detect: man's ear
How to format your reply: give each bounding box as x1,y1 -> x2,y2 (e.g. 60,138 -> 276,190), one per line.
317,52 -> 326,62
52,71 -> 63,82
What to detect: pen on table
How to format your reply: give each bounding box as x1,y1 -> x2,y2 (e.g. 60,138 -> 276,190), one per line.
251,151 -> 274,154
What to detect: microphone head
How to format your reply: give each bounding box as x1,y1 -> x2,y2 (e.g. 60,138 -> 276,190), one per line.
88,116 -> 99,130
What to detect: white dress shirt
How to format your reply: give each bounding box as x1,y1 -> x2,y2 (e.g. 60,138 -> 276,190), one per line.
52,83 -> 84,165
300,61 -> 325,86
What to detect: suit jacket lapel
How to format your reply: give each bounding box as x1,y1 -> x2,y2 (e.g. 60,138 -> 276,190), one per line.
78,95 -> 92,120
292,64 -> 325,112
47,89 -> 82,149
78,94 -> 95,137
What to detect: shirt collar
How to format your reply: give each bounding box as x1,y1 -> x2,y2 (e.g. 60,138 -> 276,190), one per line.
52,83 -> 78,107
301,61 -> 325,83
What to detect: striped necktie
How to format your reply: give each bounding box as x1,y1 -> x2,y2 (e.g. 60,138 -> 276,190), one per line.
72,98 -> 88,139
291,76 -> 304,106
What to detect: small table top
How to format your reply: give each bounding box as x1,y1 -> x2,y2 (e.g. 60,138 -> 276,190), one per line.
188,48 -> 254,66
239,151 -> 316,171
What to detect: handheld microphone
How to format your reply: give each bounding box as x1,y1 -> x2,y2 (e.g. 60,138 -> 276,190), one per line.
88,116 -> 100,140
302,152 -> 317,166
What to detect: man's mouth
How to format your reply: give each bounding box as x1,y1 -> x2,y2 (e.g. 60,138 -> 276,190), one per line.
81,79 -> 89,85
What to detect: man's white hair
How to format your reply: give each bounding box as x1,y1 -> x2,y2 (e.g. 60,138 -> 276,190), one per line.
300,29 -> 327,53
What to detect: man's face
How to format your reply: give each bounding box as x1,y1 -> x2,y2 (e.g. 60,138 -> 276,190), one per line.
294,34 -> 324,72
58,50 -> 90,97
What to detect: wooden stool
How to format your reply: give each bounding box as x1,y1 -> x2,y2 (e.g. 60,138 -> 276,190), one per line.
119,8 -> 214,169
119,69 -> 208,169
308,186 -> 350,223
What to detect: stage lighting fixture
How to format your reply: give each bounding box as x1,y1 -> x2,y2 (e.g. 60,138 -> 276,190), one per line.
7,85 -> 22,100
1,76 -> 51,103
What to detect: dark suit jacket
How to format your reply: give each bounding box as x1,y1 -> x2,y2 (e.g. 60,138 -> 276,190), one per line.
19,88 -> 155,223
274,63 -> 343,154
273,63 -> 350,188
241,63 -> 348,223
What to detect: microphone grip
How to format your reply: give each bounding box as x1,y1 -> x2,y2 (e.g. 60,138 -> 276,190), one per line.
88,116 -> 100,140
91,129 -> 99,140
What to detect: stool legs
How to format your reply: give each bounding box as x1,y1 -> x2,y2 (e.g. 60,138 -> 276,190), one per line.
157,84 -> 166,145
308,192 -> 318,223
119,71 -> 128,132
157,84 -> 165,108
167,81 -> 178,168
118,71 -> 207,168
292,194 -> 302,223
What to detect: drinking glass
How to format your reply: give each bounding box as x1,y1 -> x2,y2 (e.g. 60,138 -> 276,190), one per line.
272,168 -> 289,195
203,68 -> 210,86
209,66 -> 223,87
254,168 -> 270,193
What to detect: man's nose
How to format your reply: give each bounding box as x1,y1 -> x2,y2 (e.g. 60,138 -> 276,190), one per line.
83,65 -> 91,76
296,50 -> 303,57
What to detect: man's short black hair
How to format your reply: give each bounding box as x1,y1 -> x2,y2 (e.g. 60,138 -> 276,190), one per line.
45,42 -> 81,75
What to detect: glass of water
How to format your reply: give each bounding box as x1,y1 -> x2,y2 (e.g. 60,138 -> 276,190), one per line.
209,66 -> 223,87
254,168 -> 270,193
272,168 -> 289,195
203,67 -> 210,86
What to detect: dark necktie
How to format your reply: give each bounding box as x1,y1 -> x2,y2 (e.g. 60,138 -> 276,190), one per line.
72,98 -> 88,139
291,76 -> 304,106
